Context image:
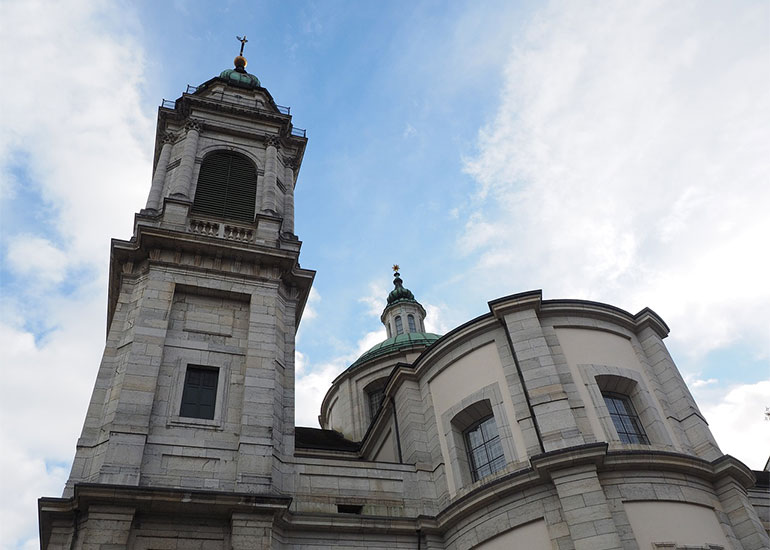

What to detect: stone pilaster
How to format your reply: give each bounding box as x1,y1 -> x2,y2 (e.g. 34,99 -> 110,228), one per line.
501,306 -> 585,452
145,133 -> 175,211
79,505 -> 135,549
714,476 -> 770,550
636,325 -> 721,460
282,158 -> 296,234
551,465 -> 623,550
169,119 -> 201,198
231,512 -> 275,549
262,135 -> 280,213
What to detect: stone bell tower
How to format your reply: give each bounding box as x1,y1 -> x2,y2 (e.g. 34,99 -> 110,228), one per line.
39,42 -> 314,548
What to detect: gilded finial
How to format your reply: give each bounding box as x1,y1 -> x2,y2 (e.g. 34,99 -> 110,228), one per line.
234,35 -> 249,72
237,35 -> 248,56
392,264 -> 400,273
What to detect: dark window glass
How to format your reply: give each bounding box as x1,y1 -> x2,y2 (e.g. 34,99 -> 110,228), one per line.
407,314 -> 416,332
395,316 -> 403,335
193,151 -> 257,223
602,392 -> 649,444
464,416 -> 506,482
368,388 -> 385,421
180,366 -> 219,420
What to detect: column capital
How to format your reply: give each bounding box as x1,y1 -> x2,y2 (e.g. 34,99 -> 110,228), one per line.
264,135 -> 281,149
184,118 -> 203,132
284,157 -> 300,170
161,131 -> 178,144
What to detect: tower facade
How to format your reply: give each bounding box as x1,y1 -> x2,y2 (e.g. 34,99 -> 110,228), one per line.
39,54 -> 768,550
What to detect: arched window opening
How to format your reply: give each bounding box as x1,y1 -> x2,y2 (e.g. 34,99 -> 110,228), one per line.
395,316 -> 403,335
193,151 -> 257,223
407,314 -> 416,332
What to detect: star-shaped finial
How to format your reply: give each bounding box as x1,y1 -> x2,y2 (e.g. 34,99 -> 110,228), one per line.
392,264 -> 400,273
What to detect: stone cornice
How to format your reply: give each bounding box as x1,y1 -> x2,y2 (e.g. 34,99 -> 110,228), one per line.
39,449 -> 758,543
107,221 -> 315,334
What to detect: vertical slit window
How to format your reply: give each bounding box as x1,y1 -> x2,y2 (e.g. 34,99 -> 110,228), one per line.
395,316 -> 403,335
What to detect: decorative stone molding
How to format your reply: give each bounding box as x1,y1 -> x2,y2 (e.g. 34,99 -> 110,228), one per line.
184,118 -> 203,132
284,157 -> 300,170
264,135 -> 281,148
161,131 -> 178,144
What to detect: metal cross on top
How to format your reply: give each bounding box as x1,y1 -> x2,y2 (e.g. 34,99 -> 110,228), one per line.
236,35 -> 248,56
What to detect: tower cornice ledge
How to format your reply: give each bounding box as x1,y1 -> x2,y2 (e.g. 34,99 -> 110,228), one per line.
107,224 -> 315,332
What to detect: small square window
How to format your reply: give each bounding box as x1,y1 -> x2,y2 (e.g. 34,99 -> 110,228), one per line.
180,366 -> 219,420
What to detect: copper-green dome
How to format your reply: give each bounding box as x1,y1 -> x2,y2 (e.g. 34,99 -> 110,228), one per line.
219,68 -> 261,89
350,332 -> 441,369
387,272 -> 416,305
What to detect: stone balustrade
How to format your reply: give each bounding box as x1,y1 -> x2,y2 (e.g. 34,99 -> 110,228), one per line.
189,218 -> 255,243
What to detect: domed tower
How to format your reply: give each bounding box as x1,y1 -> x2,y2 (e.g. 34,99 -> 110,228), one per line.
320,268 -> 440,442
381,266 -> 426,337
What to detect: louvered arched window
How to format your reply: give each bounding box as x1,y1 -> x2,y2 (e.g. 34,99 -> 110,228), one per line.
192,151 -> 257,223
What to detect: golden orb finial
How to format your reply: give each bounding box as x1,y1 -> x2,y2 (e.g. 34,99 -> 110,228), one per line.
234,35 -> 249,72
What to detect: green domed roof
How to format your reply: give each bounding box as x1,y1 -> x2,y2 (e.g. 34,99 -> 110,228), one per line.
387,272 -> 416,305
219,68 -> 261,89
350,332 -> 441,369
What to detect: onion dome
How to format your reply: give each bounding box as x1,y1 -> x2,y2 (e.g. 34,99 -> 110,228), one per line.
387,270 -> 416,305
220,36 -> 261,89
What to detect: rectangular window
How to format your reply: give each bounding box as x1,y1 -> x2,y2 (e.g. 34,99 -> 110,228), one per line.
602,392 -> 649,444
367,388 -> 385,421
180,366 -> 219,420
464,415 -> 506,481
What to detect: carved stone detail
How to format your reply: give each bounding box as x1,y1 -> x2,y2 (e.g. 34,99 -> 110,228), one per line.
264,135 -> 281,149
185,118 -> 203,132
161,132 -> 177,144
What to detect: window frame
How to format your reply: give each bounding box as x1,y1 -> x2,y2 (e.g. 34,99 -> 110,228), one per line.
168,362 -> 229,429
601,391 -> 649,444
179,365 -> 219,420
191,150 -> 258,223
407,314 -> 416,332
463,415 -> 506,482
394,315 -> 403,335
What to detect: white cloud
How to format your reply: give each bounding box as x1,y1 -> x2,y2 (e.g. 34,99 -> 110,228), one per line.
0,1 -> 151,548
696,380 -> 770,470
423,302 -> 450,335
359,281 -> 390,318
302,287 -> 321,321
295,328 -> 386,428
6,235 -> 68,284
462,0 -> 770,360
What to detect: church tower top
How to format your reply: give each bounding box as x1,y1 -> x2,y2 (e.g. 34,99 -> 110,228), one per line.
219,35 -> 261,88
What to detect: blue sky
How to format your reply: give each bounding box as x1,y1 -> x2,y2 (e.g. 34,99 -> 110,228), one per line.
1,1 -> 768,548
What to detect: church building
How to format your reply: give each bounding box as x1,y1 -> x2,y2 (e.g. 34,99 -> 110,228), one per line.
38,47 -> 768,550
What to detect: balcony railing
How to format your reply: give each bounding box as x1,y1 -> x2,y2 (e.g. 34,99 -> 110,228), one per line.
189,218 -> 256,244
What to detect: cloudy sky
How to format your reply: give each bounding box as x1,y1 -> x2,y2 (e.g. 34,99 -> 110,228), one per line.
1,1 -> 768,547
